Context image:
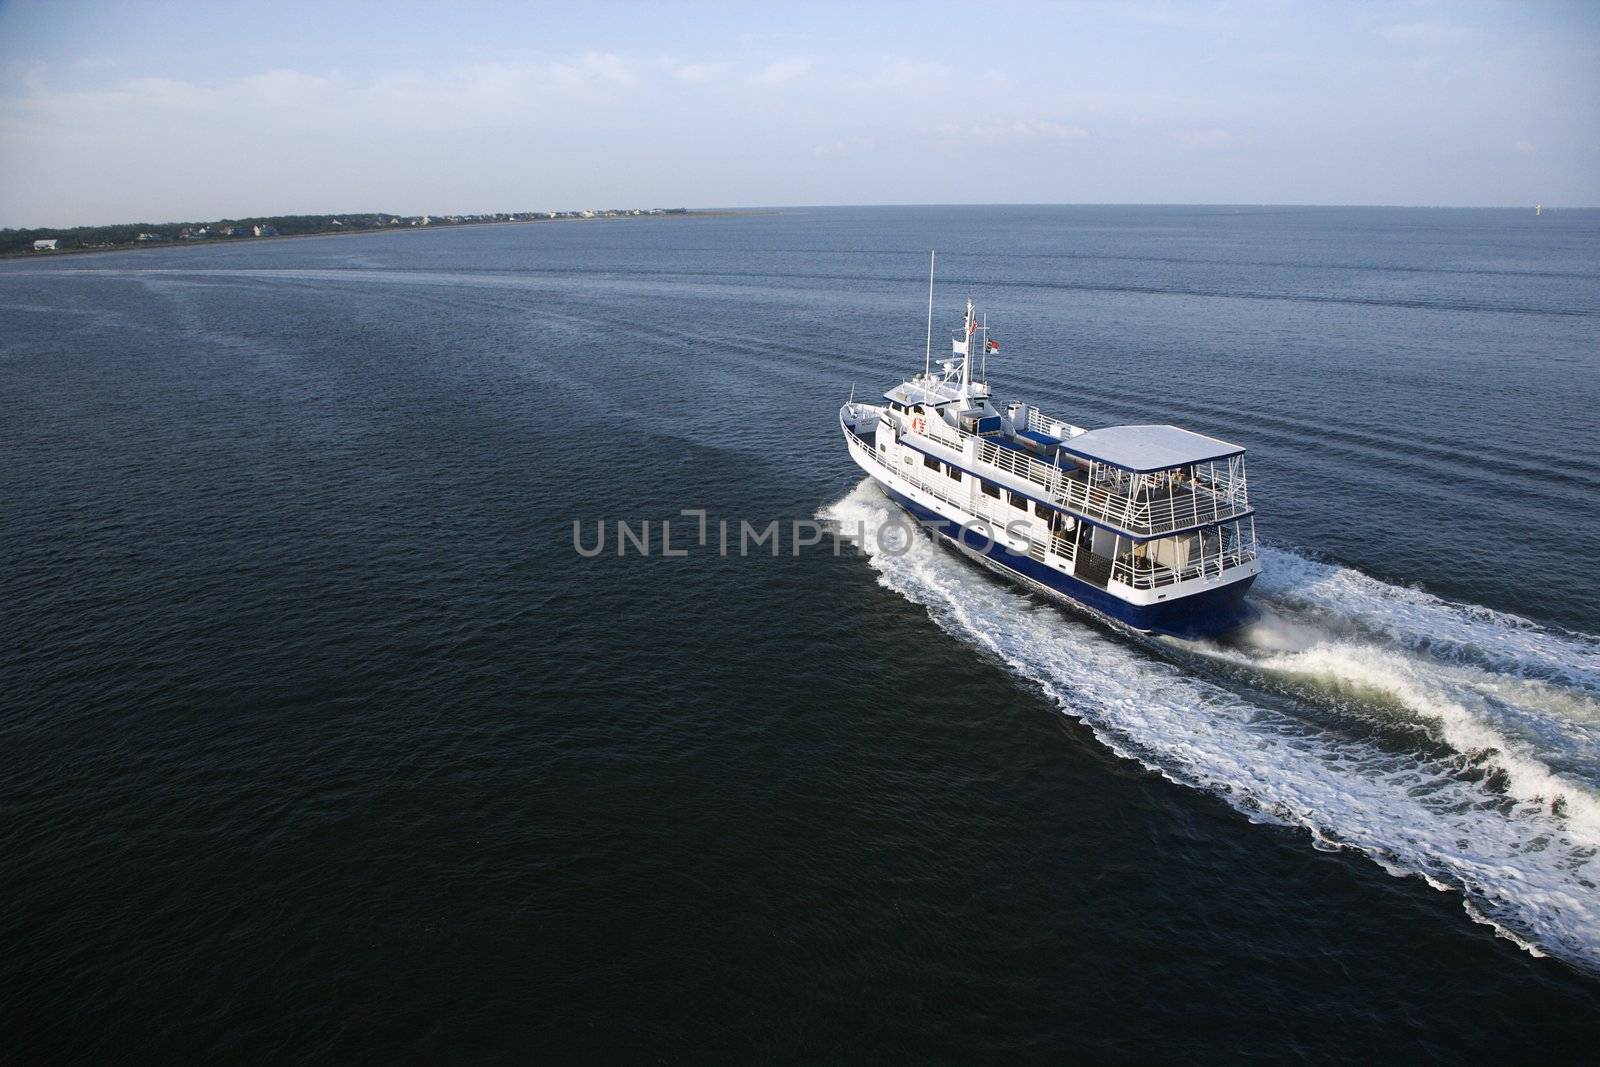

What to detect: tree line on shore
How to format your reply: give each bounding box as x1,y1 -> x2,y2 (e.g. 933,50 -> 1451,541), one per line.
2,208 -> 687,255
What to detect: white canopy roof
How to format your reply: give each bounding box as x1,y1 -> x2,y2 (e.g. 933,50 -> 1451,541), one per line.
1058,424 -> 1243,473
883,380 -> 958,406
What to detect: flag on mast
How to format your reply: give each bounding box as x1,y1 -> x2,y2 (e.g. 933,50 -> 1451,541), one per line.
952,336 -> 968,356
987,338 -> 999,353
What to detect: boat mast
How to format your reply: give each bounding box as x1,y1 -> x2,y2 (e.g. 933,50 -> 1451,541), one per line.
924,251 -> 935,385
960,297 -> 974,403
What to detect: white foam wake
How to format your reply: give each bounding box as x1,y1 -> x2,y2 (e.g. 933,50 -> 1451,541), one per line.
1255,547 -> 1600,693
1193,631 -> 1600,817
821,480 -> 1600,973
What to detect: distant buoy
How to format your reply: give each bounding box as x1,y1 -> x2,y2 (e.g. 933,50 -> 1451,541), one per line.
1536,203 -> 1543,216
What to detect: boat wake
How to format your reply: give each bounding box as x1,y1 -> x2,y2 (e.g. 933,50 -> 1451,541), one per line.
821,479 -> 1600,973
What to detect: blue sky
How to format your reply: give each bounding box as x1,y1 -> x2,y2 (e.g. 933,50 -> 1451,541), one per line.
1,0 -> 1596,226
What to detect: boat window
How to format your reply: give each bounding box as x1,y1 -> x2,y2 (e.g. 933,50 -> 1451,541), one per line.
923,455 -> 940,471
1009,491 -> 1028,509
980,481 -> 1000,499
1033,502 -> 1049,518
945,464 -> 960,481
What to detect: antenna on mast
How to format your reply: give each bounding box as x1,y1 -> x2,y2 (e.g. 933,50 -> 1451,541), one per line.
924,251 -> 935,382
959,296 -> 973,403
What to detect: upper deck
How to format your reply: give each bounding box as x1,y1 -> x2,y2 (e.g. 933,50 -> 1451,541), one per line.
895,403 -> 1251,539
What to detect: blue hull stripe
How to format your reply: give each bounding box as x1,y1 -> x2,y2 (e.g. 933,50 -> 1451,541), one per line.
877,482 -> 1256,639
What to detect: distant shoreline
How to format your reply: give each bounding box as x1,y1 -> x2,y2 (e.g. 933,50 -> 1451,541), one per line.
1,209 -> 761,261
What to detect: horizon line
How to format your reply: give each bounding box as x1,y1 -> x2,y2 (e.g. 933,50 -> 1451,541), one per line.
6,200 -> 1593,233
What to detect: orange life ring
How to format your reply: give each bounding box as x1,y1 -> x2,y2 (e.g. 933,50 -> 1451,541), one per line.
911,416 -> 926,434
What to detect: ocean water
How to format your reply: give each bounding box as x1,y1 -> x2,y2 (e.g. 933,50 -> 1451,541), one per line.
3,205 -> 1599,1060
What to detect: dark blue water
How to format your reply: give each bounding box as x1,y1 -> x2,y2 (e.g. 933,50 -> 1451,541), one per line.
4,206 -> 1600,1060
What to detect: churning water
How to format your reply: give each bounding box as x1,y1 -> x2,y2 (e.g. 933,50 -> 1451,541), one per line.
824,483 -> 1600,970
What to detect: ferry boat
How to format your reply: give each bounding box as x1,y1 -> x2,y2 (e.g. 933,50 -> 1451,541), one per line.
839,286 -> 1259,640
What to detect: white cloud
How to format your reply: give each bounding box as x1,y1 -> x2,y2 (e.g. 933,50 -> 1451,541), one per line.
751,57 -> 812,85
560,51 -> 637,87
2,52 -> 656,140
1003,120 -> 1089,141
671,62 -> 728,84
239,69 -> 334,106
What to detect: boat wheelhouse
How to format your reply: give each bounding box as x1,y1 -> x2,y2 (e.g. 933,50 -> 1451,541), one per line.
839,287 -> 1258,639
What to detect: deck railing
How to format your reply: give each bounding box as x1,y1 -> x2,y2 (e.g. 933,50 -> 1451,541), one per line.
1125,481 -> 1250,536
852,429 -> 975,522
1051,529 -> 1077,565
849,430 -> 1040,550
920,418 -> 966,452
905,413 -> 1250,537
1026,408 -> 1087,441
1110,543 -> 1258,589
